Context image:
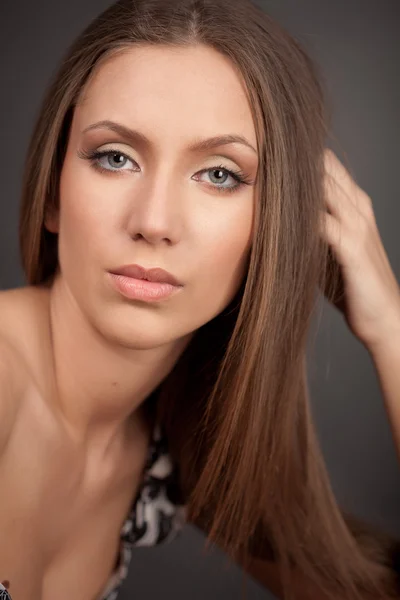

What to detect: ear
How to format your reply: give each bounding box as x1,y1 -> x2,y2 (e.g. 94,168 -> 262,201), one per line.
44,206 -> 59,234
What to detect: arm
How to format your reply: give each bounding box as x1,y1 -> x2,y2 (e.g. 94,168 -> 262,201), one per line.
367,335 -> 400,465
234,335 -> 400,599
0,341 -> 20,454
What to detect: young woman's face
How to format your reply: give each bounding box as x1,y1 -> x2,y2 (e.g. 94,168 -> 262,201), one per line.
49,44 -> 259,349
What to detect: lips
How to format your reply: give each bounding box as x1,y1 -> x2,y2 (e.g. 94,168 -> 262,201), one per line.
109,263 -> 182,287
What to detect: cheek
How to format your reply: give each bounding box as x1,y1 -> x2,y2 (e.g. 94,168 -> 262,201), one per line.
209,226 -> 251,275
194,207 -> 253,309
205,200 -> 253,269
58,167 -> 114,263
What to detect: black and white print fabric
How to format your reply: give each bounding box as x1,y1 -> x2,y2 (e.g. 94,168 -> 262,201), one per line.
0,583 -> 11,600
99,421 -> 187,600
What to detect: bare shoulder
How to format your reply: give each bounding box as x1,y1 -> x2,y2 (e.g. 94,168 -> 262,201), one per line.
0,285 -> 49,360
0,285 -> 47,327
0,334 -> 25,451
0,287 -> 42,449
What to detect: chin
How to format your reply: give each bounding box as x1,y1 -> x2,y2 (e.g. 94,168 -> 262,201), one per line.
95,302 -> 188,351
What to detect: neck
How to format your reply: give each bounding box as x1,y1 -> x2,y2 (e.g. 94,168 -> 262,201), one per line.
43,276 -> 192,450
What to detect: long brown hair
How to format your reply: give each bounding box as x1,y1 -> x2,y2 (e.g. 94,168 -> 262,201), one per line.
18,0 -> 400,598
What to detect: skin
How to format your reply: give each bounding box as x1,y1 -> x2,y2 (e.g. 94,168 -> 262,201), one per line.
0,44 -> 259,599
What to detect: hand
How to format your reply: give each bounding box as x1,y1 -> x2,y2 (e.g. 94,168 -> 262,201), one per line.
319,149 -> 400,350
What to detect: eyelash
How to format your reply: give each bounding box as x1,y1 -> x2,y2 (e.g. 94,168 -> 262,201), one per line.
77,148 -> 254,194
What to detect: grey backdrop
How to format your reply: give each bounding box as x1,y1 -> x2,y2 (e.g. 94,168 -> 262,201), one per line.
0,1 -> 399,598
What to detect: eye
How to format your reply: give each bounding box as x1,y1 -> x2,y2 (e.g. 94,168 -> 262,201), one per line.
77,148 -> 255,194
77,148 -> 137,173
194,165 -> 253,194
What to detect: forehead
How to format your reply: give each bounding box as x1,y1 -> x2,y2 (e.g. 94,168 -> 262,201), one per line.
74,44 -> 256,148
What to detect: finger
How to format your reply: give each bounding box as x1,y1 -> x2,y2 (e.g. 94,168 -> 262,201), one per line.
324,149 -> 374,218
319,210 -> 341,246
319,210 -> 353,267
324,149 -> 357,198
323,167 -> 359,224
320,209 -> 369,271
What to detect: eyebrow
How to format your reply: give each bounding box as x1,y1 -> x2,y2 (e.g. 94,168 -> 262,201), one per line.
82,120 -> 258,155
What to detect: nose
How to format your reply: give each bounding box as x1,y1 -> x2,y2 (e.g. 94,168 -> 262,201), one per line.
126,168 -> 183,246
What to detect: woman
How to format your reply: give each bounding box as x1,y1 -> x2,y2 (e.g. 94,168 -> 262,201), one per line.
1,0 -> 399,599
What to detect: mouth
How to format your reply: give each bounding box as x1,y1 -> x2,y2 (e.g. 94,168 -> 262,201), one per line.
110,263 -> 182,286
108,263 -> 183,303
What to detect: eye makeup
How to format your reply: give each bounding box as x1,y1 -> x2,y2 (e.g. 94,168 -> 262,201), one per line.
77,147 -> 256,195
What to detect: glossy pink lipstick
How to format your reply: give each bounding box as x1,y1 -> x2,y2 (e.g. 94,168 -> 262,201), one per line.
108,263 -> 183,302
